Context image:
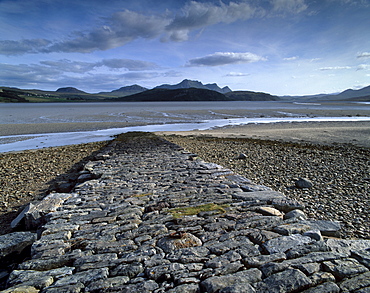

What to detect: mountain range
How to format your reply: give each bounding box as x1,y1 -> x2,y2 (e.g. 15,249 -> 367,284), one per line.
1,80 -> 369,103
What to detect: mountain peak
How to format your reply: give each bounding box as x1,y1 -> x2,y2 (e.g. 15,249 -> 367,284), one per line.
56,87 -> 86,94
155,79 -> 231,93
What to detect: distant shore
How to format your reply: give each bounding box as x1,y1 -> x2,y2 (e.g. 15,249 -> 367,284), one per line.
157,120 -> 370,148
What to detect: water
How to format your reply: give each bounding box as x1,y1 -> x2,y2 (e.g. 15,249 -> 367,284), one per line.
1,101 -> 369,152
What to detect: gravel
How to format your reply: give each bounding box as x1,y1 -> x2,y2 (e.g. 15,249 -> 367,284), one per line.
164,135 -> 370,240
0,141 -> 107,235
1,134 -> 368,240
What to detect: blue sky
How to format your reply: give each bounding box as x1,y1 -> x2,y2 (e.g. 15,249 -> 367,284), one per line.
0,0 -> 369,95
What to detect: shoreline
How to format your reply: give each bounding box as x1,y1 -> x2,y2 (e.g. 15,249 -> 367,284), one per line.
1,120 -> 370,153
157,120 -> 370,148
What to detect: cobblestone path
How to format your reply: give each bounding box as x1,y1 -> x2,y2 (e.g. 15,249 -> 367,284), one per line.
2,132 -> 370,292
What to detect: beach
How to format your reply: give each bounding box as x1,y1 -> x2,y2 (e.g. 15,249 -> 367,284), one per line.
0,120 -> 369,239
0,100 -> 369,238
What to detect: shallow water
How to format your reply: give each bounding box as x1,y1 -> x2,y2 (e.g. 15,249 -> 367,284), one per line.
1,101 -> 369,152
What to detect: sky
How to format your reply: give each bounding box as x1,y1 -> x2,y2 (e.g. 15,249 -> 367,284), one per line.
0,0 -> 370,96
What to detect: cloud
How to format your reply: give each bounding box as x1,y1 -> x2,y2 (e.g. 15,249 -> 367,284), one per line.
40,60 -> 98,73
47,10 -> 169,53
357,64 -> 370,70
0,58 -> 161,90
0,39 -> 51,55
165,1 -> 258,41
187,52 -> 266,67
319,66 -> 352,71
271,0 -> 308,15
283,56 -> 298,61
38,58 -> 159,73
0,1 -> 311,55
99,58 -> 158,71
357,52 -> 370,59
226,72 -> 250,77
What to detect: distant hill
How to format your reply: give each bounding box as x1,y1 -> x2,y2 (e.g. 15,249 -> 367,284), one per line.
0,88 -> 29,103
113,88 -> 280,102
225,91 -> 279,101
333,85 -> 370,100
281,85 -> 370,102
56,87 -> 87,94
155,79 -> 231,94
99,85 -> 148,97
4,82 -> 369,103
115,88 -> 229,102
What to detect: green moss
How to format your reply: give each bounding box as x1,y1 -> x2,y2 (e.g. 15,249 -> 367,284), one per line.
133,192 -> 152,197
169,203 -> 229,219
114,132 -> 157,141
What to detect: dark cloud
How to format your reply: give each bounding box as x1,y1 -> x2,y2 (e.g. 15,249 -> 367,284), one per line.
187,52 -> 266,66
165,1 -> 258,41
0,1 -> 311,55
47,10 -> 169,53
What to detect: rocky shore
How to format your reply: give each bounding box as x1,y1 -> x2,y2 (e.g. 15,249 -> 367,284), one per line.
0,141 -> 108,235
164,135 -> 370,240
1,132 -> 369,292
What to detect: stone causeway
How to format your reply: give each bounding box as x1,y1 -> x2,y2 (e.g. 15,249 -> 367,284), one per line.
1,132 -> 370,292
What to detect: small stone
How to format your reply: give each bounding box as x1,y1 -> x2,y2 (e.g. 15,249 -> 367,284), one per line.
295,178 -> 313,189
236,153 -> 247,159
303,230 -> 323,241
256,207 -> 284,217
284,209 -> 307,220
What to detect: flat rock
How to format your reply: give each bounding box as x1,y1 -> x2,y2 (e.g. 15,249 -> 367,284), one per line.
157,233 -> 202,253
299,220 -> 341,237
233,190 -> 285,203
263,234 -> 314,254
0,232 -> 37,259
325,239 -> 370,254
256,268 -> 312,292
201,269 -> 262,293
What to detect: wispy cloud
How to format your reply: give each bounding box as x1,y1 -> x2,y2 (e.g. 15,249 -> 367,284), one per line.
0,39 -> 51,55
187,52 -> 266,67
0,58 -> 161,90
226,72 -> 250,77
283,56 -> 298,61
319,66 -> 352,71
357,64 -> 370,70
357,52 -> 370,59
38,58 -> 159,73
271,0 -> 308,15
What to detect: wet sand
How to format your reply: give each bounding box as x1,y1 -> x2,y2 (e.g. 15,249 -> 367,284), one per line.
156,121 -> 370,148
